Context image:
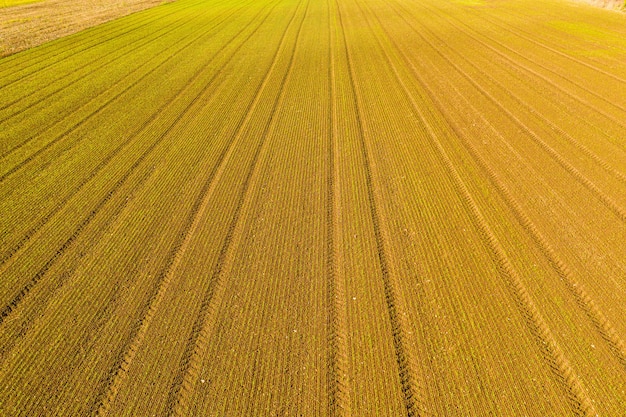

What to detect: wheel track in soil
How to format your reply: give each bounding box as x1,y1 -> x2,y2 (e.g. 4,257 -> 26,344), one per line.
0,0 -> 230,122
427,113 -> 599,417
379,1 -> 626,412
429,3 -> 626,131
0,0 -> 278,335
326,0 -> 350,414
369,7 -> 598,413
87,1 -> 287,413
336,0 -> 423,414
499,7 -> 626,71
426,62 -> 626,373
165,1 -> 310,414
0,0 -> 250,182
392,1 -> 626,226
0,0 -> 205,85
387,0 -> 626,375
0,0 -> 254,277
0,2 -> 159,70
0,4 -> 194,116
24,257 -> 129,414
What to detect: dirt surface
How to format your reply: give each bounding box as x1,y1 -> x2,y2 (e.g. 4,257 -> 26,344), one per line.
0,0 -> 173,56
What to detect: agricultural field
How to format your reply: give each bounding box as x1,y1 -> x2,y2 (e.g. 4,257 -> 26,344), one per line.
1,0 -> 626,414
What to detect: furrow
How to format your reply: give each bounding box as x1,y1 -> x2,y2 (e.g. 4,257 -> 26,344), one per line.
163,1 -> 309,415
0,13 -> 183,115
0,8 -> 164,82
457,67 -> 626,223
464,135 -> 626,371
0,0 -> 181,69
0,41 -> 206,266
0,1 -> 248,270
476,67 -> 626,187
400,71 -> 598,417
326,0 -> 350,414
400,52 -> 626,372
409,7 -> 626,188
478,11 -> 626,86
0,0 -> 239,159
0,159 -> 155,329
0,9 -> 147,73
436,148 -> 598,417
336,1 -> 423,415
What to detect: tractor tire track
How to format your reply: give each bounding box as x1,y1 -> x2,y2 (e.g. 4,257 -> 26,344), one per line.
337,0 -> 423,415
394,2 -> 626,200
477,10 -> 626,85
402,4 -> 626,193
0,8 -> 155,76
0,5 -> 170,82
0,0 -> 228,121
0,0 -> 242,158
326,0 -> 350,414
427,4 -> 626,131
0,9 -> 188,116
0,164 -> 156,362
462,61 -> 626,186
91,0 -> 286,411
380,27 -> 597,417
427,113 -> 599,417
0,0 -> 206,87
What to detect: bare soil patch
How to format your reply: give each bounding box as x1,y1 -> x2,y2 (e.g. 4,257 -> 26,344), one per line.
0,0 -> 173,56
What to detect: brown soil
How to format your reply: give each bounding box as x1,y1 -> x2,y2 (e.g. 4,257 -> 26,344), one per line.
0,0 -> 173,56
